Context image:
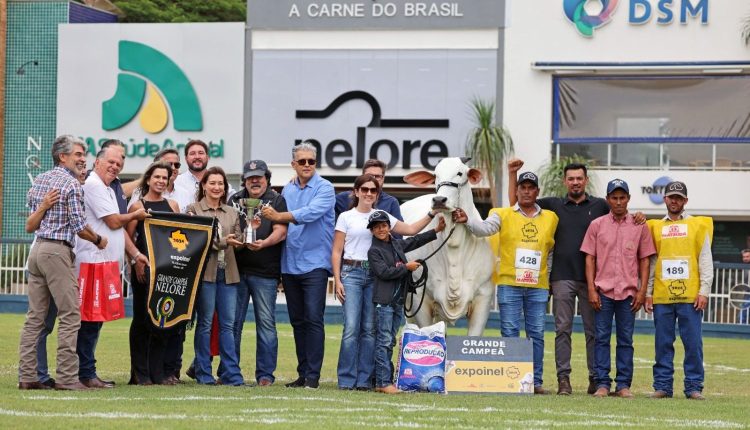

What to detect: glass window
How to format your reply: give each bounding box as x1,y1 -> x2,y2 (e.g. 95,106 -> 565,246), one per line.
664,144 -> 713,169
554,76 -> 750,143
716,144 -> 750,170
611,143 -> 660,168
558,144 -> 607,167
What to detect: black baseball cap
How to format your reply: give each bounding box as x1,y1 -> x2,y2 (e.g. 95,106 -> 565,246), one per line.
664,181 -> 687,198
242,160 -> 269,179
518,172 -> 539,187
367,210 -> 391,230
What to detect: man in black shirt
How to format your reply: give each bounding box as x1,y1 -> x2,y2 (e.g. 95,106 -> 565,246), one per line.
508,159 -> 608,395
228,160 -> 288,386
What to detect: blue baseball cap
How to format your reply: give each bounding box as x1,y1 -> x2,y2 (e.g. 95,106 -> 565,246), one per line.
606,178 -> 629,195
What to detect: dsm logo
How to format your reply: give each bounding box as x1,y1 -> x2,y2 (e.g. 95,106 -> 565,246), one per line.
103,41 -> 203,133
563,0 -> 619,37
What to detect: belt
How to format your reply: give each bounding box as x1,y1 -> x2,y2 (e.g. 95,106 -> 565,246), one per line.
37,237 -> 73,248
343,259 -> 368,268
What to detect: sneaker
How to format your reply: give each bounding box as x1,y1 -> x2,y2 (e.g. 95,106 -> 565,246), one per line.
592,387 -> 609,398
688,391 -> 705,400
304,378 -> 319,389
614,387 -> 634,398
649,390 -> 672,399
557,376 -> 572,395
285,377 -> 305,388
258,378 -> 273,387
587,376 -> 596,395
534,386 -> 551,395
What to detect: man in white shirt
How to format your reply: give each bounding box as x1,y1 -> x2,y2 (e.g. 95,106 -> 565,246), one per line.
173,139 -> 234,212
75,146 -> 148,388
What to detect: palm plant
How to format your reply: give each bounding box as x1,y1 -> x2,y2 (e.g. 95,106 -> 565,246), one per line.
539,154 -> 598,197
465,98 -> 514,207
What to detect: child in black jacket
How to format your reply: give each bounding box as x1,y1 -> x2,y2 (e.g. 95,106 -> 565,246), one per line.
366,210 -> 446,394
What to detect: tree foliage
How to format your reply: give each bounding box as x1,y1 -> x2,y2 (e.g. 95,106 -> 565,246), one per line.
112,0 -> 246,23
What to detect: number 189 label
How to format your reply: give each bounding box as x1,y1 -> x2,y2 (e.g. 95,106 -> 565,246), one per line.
662,259 -> 689,280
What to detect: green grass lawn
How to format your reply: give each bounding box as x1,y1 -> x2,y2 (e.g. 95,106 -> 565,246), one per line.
0,313 -> 748,429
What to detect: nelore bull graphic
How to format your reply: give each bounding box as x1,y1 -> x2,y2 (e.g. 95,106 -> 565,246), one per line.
400,157 -> 495,336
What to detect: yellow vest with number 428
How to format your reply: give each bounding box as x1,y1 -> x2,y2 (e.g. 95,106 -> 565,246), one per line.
487,207 -> 558,289
647,216 -> 713,304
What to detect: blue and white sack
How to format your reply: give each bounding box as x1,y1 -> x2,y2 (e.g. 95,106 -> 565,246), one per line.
396,321 -> 447,393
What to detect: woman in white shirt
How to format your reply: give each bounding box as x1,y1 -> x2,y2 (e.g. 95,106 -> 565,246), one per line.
331,174 -> 436,390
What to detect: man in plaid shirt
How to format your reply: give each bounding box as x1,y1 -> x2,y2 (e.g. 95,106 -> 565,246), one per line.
18,135 -> 108,391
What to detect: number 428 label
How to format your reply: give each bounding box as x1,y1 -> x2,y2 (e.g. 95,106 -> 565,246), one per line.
515,248 -> 542,270
662,259 -> 689,280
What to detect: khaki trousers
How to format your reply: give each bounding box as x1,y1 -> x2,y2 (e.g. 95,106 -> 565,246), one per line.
18,240 -> 81,384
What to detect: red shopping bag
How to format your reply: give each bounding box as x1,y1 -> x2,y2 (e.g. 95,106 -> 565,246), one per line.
78,261 -> 125,322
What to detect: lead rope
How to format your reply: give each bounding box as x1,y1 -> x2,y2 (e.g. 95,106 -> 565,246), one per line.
403,223 -> 457,319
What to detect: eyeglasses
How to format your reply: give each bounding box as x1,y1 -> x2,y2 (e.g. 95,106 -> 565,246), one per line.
295,158 -> 317,166
358,186 -> 378,195
170,162 -> 181,170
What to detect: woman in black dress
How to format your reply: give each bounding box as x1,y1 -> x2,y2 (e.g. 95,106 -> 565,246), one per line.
126,162 -> 180,385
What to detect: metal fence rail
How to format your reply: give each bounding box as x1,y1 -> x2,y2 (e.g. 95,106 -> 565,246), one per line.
2,239 -> 748,325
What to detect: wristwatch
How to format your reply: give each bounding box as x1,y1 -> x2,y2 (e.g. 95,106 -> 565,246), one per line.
130,252 -> 142,265
427,211 -> 436,219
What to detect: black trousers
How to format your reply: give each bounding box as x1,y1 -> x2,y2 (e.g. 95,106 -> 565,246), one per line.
129,272 -> 168,384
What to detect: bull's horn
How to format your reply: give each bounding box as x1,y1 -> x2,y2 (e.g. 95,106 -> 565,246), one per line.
460,157 -> 472,165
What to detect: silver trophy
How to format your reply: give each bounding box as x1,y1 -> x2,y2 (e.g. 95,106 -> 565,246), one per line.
240,198 -> 262,244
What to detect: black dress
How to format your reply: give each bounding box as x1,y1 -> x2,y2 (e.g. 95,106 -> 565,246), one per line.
129,199 -> 173,385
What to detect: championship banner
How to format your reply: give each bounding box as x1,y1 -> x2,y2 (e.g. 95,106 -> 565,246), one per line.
445,336 -> 533,395
143,211 -> 215,329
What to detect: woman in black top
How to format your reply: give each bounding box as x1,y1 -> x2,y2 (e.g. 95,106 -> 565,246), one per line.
126,162 -> 180,385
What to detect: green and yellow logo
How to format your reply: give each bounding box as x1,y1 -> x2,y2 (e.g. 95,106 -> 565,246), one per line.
103,41 -> 202,133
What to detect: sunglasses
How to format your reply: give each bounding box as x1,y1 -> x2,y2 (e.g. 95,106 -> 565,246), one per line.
170,162 -> 181,170
295,158 -> 317,166
358,186 -> 378,195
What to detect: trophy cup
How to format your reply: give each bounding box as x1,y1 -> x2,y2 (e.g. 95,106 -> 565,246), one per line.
240,198 -> 262,244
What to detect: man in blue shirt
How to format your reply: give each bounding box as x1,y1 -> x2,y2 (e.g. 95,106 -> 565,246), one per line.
261,142 -> 335,389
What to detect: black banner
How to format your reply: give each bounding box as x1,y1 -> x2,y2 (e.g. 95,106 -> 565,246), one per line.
144,211 -> 215,329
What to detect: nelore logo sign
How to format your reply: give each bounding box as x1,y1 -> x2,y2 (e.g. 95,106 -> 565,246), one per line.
57,23 -> 244,174
103,41 -> 202,134
295,91 -> 449,170
564,0 -> 708,37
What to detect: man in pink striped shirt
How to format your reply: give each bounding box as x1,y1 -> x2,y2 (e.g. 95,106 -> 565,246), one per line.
581,179 -> 655,399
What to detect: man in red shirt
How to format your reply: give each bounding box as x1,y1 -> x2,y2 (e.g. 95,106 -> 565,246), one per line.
581,179 -> 655,398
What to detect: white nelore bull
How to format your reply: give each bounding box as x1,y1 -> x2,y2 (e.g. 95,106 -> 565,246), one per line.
400,157 -> 495,336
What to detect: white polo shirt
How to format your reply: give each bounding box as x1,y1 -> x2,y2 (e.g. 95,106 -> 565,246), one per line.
74,171 -> 126,273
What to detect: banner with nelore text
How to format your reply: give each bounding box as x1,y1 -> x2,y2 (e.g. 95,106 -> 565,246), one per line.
143,211 -> 215,329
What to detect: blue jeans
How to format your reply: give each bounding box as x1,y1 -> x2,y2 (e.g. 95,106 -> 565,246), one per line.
653,303 -> 704,397
337,265 -> 375,389
374,302 -> 404,387
498,285 -> 548,387
235,274 -> 279,383
194,269 -> 244,385
77,321 -> 103,380
594,294 -> 635,391
282,269 -> 328,382
36,300 -> 57,383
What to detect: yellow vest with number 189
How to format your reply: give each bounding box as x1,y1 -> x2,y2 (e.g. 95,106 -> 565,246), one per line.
487,207 -> 558,289
647,216 -> 713,304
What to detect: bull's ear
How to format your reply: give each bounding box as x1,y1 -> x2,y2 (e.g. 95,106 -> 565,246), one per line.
404,171 -> 436,187
460,157 -> 472,165
467,168 -> 483,185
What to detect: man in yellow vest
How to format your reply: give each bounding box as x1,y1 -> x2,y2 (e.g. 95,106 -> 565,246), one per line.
455,171 -> 559,394
645,181 -> 713,401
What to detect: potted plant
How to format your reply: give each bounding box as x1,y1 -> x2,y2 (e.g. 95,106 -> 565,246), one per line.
465,98 -> 514,207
